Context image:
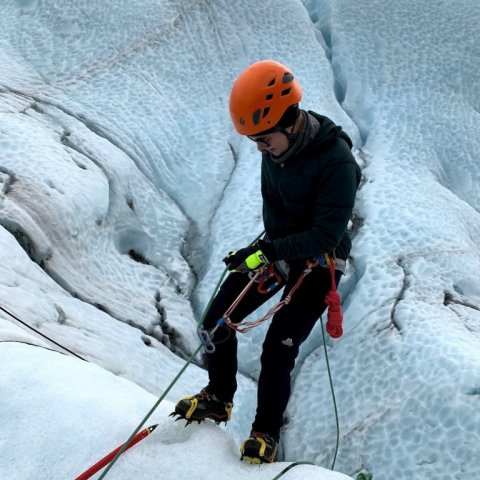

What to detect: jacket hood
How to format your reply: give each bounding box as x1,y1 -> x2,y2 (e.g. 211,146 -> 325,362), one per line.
307,110 -> 353,150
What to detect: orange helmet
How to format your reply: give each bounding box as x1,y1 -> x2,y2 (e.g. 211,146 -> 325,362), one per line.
229,60 -> 302,136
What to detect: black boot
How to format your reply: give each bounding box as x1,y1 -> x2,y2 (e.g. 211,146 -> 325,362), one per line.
170,388 -> 233,424
240,431 -> 278,464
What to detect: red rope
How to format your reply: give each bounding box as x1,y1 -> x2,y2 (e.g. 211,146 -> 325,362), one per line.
325,260 -> 343,338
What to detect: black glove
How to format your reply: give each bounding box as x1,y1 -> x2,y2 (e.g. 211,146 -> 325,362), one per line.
223,240 -> 277,273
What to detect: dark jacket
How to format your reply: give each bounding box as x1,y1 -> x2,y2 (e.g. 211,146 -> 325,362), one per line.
261,111 -> 361,262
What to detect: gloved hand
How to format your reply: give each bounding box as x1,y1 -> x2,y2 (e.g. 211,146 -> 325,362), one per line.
223,240 -> 276,273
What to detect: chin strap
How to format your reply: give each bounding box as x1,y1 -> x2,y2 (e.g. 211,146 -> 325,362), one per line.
274,124 -> 298,146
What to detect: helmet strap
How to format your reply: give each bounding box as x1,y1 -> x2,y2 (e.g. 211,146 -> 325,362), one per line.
274,124 -> 298,147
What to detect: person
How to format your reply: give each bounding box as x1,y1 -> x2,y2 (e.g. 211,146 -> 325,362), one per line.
172,60 -> 361,464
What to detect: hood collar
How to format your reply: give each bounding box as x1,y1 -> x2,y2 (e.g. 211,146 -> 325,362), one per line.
268,110 -> 321,164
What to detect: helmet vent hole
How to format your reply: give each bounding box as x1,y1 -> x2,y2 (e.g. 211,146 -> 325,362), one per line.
252,109 -> 261,125
262,107 -> 270,118
282,73 -> 294,83
281,88 -> 291,96
265,94 -> 273,101
267,78 -> 276,86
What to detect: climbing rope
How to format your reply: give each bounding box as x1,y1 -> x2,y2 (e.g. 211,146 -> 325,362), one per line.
319,313 -> 340,470
324,256 -> 343,338
0,304 -> 87,361
271,460 -> 315,479
356,473 -> 373,480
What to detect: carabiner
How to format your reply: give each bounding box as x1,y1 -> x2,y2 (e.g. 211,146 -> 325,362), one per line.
197,327 -> 216,353
257,265 -> 284,294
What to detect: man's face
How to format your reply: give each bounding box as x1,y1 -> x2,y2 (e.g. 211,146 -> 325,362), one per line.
248,130 -> 291,157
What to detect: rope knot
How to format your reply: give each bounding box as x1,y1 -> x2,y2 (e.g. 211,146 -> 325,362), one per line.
325,289 -> 343,338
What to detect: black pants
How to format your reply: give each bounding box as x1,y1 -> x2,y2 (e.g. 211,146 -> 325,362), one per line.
202,263 -> 342,439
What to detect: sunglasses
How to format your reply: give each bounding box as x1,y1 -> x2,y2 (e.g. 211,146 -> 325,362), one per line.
247,134 -> 271,147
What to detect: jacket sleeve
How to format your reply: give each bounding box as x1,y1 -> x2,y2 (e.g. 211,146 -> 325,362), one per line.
271,158 -> 360,261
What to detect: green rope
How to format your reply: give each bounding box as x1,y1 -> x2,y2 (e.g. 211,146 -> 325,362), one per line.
356,473 -> 373,480
196,267 -> 228,327
266,316 -> 341,480
271,317 -> 341,480
319,315 -> 340,471
271,460 -> 315,479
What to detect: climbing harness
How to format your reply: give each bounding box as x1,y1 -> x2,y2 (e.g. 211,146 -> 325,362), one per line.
221,262 -> 313,333
216,252 -> 343,336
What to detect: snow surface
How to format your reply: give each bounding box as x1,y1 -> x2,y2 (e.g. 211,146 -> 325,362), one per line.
0,0 -> 479,479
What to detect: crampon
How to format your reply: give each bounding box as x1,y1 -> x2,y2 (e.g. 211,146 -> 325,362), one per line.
240,431 -> 278,464
169,388 -> 233,425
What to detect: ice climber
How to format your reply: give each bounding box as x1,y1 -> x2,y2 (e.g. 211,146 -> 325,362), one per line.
172,60 -> 361,464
